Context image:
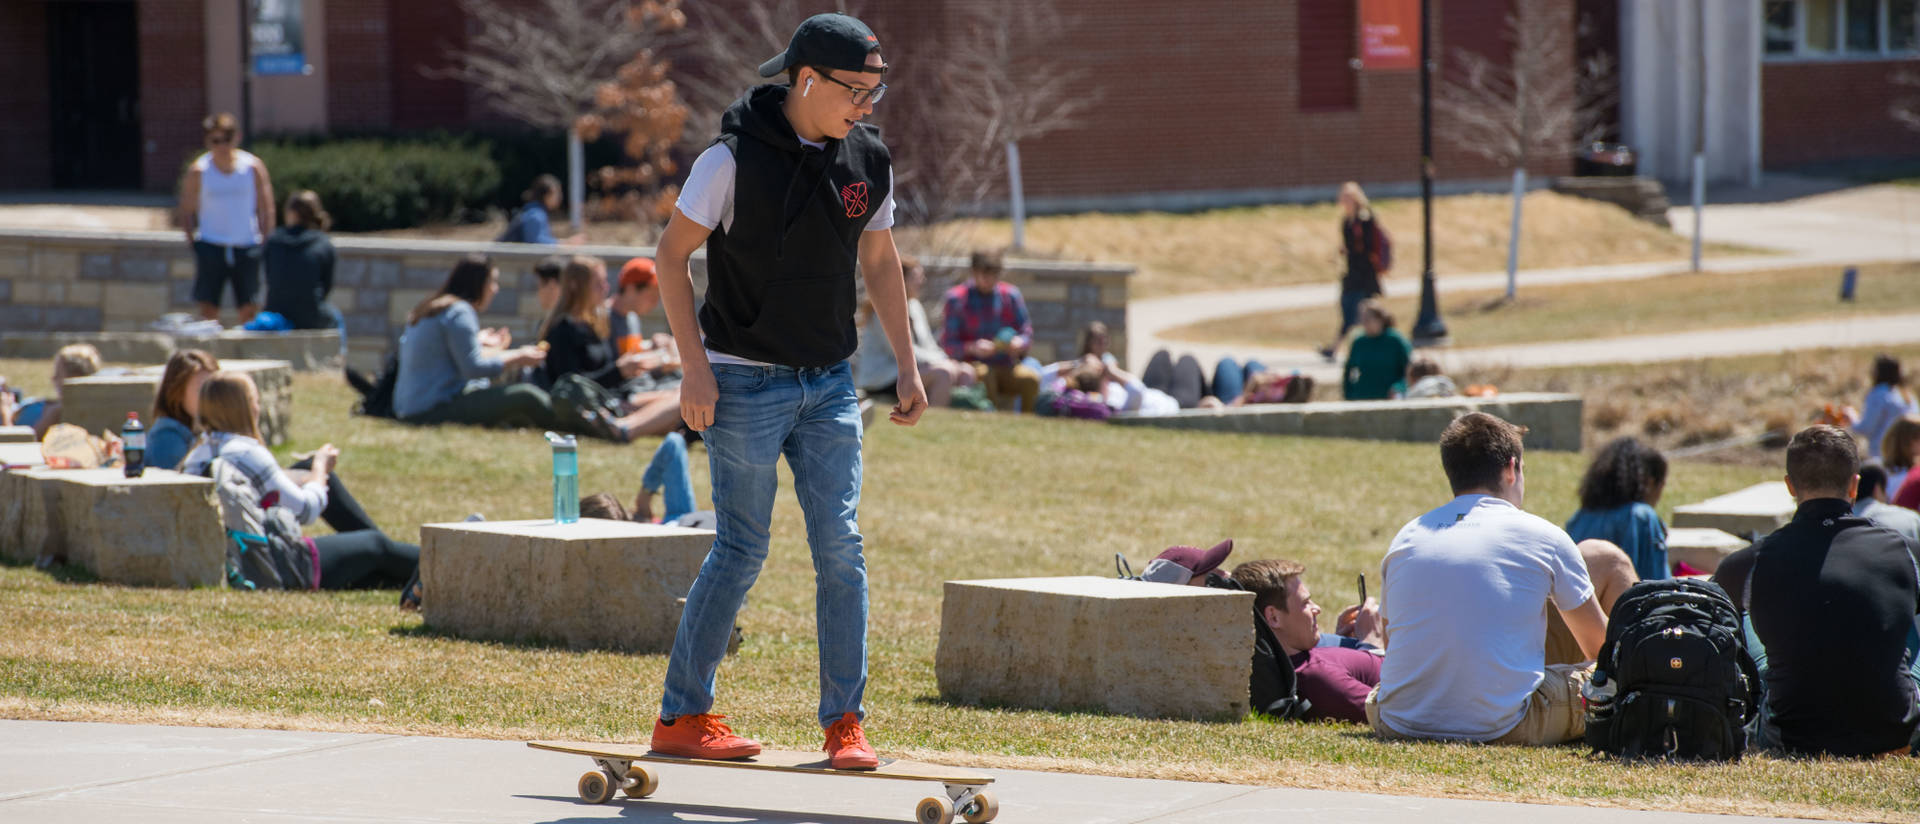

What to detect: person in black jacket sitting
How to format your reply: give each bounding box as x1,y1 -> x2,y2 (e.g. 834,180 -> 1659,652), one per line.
262,190 -> 340,330
537,255 -> 684,439
1711,425 -> 1920,758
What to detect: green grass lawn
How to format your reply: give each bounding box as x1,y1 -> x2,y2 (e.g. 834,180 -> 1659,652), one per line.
1164,261 -> 1920,350
3,361 -> 1917,821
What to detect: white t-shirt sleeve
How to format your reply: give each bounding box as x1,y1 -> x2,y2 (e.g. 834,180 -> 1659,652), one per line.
674,143 -> 895,233
866,168 -> 896,232
1546,530 -> 1596,610
675,143 -> 736,232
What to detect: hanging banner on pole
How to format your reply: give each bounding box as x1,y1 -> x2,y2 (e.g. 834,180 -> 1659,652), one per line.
251,0 -> 307,76
1360,0 -> 1420,71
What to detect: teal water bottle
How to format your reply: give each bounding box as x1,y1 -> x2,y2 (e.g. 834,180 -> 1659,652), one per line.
545,431 -> 579,524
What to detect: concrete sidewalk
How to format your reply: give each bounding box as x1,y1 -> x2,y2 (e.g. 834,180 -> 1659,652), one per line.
0,720 -> 1818,824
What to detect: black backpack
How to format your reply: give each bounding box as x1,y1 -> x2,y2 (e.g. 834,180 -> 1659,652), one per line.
349,351 -> 400,420
1584,578 -> 1760,760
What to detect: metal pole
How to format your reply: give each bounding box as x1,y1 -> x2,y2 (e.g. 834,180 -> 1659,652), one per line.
239,0 -> 253,143
1006,141 -> 1027,250
1690,0 -> 1706,273
1413,0 -> 1449,343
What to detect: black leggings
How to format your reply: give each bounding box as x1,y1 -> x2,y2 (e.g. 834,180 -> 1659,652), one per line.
287,459 -> 414,589
314,531 -> 419,590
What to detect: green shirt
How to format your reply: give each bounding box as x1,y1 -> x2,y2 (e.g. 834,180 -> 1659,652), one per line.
1343,329 -> 1412,400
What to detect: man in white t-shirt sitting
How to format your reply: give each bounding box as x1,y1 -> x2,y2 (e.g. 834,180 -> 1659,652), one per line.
1366,412 -> 1609,745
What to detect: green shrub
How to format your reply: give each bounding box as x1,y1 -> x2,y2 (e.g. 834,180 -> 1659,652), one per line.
251,137 -> 502,232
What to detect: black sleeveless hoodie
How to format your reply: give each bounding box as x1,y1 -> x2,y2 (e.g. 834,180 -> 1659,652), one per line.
698,84 -> 892,368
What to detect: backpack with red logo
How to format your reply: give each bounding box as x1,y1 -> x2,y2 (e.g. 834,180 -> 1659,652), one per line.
1583,578 -> 1759,760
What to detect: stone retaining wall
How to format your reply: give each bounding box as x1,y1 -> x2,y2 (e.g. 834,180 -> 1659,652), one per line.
1107,393 -> 1585,452
0,330 -> 341,372
0,229 -> 1133,370
60,359 -> 293,447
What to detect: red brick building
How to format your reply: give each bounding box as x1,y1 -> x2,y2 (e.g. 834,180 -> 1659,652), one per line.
3,0 -> 1913,206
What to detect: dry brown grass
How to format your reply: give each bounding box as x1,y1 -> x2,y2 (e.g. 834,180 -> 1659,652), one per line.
1166,260 -> 1920,350
353,191 -> 1751,299
1440,344 -> 1920,466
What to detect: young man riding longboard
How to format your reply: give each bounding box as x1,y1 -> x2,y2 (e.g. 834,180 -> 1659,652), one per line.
649,12 -> 928,771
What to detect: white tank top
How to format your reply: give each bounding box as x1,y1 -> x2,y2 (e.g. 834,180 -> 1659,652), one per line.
194,151 -> 262,246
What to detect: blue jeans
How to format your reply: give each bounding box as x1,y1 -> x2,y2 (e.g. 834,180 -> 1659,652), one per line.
661,361 -> 868,729
642,432 -> 698,523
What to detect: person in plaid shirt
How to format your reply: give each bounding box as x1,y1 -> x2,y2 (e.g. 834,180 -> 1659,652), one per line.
941,248 -> 1042,412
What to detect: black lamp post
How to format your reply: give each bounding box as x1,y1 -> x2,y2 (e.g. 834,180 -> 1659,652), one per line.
1412,0 -> 1449,344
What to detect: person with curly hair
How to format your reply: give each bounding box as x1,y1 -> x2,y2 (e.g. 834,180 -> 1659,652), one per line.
1565,436 -> 1671,581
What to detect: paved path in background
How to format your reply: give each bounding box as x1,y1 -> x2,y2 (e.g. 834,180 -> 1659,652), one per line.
0,720 -> 1817,824
1132,179 -> 1920,375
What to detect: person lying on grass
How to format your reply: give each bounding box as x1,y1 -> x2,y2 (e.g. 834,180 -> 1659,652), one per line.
1231,558 -> 1382,724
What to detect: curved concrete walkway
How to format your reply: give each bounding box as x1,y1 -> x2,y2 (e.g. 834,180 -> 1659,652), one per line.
0,720 -> 1820,824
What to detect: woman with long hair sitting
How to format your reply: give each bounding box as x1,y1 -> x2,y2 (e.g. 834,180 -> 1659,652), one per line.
537,254 -> 684,439
183,371 -> 419,589
393,253 -> 619,438
146,349 -> 220,471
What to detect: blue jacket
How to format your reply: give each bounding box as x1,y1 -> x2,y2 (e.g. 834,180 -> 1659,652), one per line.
145,415 -> 196,472
497,203 -> 556,244
394,300 -> 505,419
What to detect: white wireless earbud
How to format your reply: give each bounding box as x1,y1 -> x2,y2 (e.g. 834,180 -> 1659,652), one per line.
804,77 -> 814,96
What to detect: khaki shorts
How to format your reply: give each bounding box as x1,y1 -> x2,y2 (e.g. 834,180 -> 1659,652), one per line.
1366,663 -> 1594,746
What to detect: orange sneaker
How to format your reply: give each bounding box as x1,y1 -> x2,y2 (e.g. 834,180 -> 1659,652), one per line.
823,712 -> 878,770
650,714 -> 762,760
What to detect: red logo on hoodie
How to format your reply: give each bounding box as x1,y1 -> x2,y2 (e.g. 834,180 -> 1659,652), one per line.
840,181 -> 869,218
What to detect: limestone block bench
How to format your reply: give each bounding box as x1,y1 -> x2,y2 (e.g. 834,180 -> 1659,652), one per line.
0,329 -> 343,372
61,358 -> 293,447
1667,527 -> 1749,575
1672,482 -> 1794,540
0,442 -> 45,470
935,576 -> 1252,720
0,468 -> 223,587
0,426 -> 35,444
420,518 -> 715,652
1107,393 -> 1584,452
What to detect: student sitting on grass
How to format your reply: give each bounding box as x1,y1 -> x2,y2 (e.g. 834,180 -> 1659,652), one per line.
1404,357 -> 1458,399
11,344 -> 103,439
184,371 -> 419,590
393,254 -> 626,439
1880,415 -> 1920,497
1341,300 -> 1412,401
536,255 -> 684,440
1231,559 -> 1383,724
146,349 -> 220,471
1565,436 -> 1671,581
1856,462 -> 1920,545
1710,426 -> 1920,758
1368,412 -> 1608,745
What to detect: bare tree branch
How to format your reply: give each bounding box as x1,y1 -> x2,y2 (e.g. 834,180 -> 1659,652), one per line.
434,0 -> 674,133
1433,8 -> 1615,169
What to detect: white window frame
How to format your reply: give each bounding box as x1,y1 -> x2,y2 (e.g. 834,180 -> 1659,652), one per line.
1764,0 -> 1920,61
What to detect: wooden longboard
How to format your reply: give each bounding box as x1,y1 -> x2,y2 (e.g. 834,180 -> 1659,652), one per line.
527,740 -> 991,784
528,740 -> 999,823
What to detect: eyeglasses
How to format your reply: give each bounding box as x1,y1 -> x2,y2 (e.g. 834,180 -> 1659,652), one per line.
207,134 -> 235,146
816,71 -> 887,106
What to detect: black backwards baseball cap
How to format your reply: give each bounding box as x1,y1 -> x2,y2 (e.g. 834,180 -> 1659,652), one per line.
758,13 -> 887,77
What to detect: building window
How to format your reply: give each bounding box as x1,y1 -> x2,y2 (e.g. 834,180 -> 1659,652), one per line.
1766,1 -> 1798,53
1297,0 -> 1357,111
1767,0 -> 1920,58
1894,0 -> 1919,50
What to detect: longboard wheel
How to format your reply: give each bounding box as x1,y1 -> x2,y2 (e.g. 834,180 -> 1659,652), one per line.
961,790 -> 999,823
577,770 -> 615,804
916,796 -> 954,824
622,765 -> 659,798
